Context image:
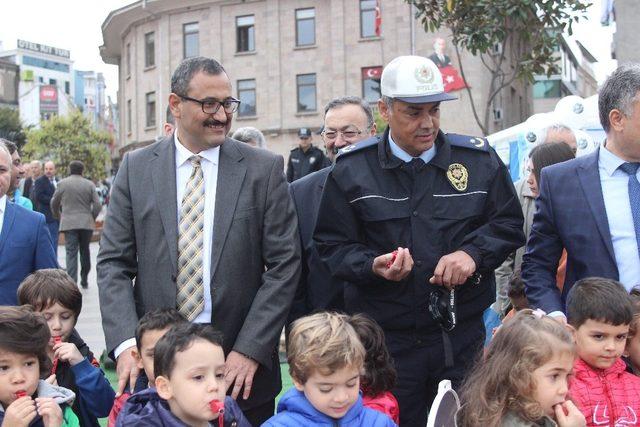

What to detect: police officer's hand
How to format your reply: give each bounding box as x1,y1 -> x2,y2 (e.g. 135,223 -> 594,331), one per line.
372,247 -> 414,281
429,250 -> 476,289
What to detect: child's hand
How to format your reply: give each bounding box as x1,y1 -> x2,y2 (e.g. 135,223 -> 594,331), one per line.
44,374 -> 58,386
554,400 -> 586,427
1,396 -> 37,427
36,397 -> 63,427
53,342 -> 84,366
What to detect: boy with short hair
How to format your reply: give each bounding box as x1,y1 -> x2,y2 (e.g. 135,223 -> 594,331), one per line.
108,308 -> 187,426
567,277 -> 640,426
17,269 -> 115,427
263,312 -> 397,426
0,305 -> 79,427
116,323 -> 250,427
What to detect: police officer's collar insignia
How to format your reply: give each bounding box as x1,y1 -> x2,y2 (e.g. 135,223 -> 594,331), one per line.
340,145 -> 356,153
446,163 -> 468,192
470,137 -> 485,148
309,157 -> 316,164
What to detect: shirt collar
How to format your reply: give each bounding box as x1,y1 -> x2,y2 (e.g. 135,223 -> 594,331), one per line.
0,195 -> 6,214
599,142 -> 627,177
388,131 -> 437,164
174,130 -> 220,167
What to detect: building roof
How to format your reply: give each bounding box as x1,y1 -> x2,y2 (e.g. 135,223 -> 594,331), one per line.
100,0 -> 217,64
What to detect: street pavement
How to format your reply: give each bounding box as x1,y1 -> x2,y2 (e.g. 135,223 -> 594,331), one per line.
58,241 -> 107,357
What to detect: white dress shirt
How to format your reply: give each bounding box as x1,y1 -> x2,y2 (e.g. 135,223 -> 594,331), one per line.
599,144 -> 640,290
0,195 -> 6,236
114,133 -> 220,358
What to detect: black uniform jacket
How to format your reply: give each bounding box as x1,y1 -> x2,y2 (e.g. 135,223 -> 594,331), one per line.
313,128 -> 524,335
286,145 -> 327,182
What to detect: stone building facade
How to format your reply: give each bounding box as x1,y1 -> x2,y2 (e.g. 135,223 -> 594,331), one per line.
101,0 -> 531,158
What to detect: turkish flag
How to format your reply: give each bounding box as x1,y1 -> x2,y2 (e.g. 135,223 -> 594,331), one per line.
439,65 -> 467,92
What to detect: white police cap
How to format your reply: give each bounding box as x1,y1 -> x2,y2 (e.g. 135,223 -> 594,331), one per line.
381,55 -> 457,103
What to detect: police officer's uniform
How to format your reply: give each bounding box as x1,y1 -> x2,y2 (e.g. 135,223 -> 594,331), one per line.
313,56 -> 524,427
286,145 -> 327,182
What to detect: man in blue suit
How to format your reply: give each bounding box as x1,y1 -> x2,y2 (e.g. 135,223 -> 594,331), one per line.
287,97 -> 377,326
522,64 -> 640,319
0,143 -> 58,305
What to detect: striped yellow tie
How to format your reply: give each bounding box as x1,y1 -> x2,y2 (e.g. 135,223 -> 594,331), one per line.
176,155 -> 205,320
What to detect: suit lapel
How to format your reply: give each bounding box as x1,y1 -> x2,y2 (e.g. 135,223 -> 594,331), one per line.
211,139 -> 246,278
0,202 -> 16,255
152,138 -> 179,275
577,149 -> 617,265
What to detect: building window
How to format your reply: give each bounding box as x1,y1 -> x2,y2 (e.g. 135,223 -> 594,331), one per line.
49,78 -> 57,86
236,15 -> 255,53
64,81 -> 70,94
146,92 -> 156,128
533,79 -> 561,99
183,22 -> 199,59
145,32 -> 155,67
38,76 -> 44,83
295,8 -> 315,47
296,73 -> 316,112
362,66 -> 382,103
237,79 -> 256,116
126,43 -> 131,77
127,99 -> 132,134
22,55 -> 70,73
360,0 -> 377,38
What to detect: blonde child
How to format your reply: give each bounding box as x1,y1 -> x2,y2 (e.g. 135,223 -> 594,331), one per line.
264,312 -> 396,426
457,309 -> 585,427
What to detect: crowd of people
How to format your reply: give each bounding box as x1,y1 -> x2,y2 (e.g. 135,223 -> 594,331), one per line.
0,52 -> 639,427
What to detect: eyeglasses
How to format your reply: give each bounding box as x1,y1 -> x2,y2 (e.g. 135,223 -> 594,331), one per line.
178,95 -> 241,114
321,128 -> 365,142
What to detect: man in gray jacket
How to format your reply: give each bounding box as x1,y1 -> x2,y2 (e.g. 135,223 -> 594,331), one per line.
51,160 -> 101,288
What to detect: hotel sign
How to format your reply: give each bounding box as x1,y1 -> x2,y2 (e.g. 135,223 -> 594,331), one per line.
17,39 -> 70,59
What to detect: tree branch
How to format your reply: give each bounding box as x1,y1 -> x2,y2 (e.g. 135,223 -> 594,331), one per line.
453,43 -> 487,135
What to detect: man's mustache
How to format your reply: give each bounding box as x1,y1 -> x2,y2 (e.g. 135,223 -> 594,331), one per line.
203,119 -> 227,127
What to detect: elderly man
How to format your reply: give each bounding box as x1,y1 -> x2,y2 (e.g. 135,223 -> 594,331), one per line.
232,127 -> 267,149
313,56 -> 524,426
24,159 -> 42,200
97,56 -> 300,425
51,160 -> 102,289
523,63 -> 640,317
0,142 -> 57,305
33,160 -> 60,251
287,96 -> 377,325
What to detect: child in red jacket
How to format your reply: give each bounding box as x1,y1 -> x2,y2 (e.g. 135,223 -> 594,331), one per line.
567,277 -> 640,426
348,313 -> 399,424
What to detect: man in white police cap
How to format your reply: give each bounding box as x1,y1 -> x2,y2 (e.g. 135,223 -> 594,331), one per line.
313,56 -> 524,426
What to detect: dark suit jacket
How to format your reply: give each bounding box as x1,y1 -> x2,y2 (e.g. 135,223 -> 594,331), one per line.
0,201 -> 58,305
33,175 -> 57,223
23,177 -> 33,199
522,148 -> 619,313
97,136 -> 301,409
288,167 -> 345,326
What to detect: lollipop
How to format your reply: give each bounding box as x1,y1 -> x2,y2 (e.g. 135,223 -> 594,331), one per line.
209,400 -> 225,427
51,336 -> 62,375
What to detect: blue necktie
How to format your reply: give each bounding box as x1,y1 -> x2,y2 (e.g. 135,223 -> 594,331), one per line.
619,162 -> 640,259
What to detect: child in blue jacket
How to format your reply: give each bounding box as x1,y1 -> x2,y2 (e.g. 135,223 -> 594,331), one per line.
262,312 -> 397,426
18,269 -> 115,427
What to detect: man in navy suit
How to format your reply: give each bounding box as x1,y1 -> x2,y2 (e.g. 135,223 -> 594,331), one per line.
33,160 -> 60,252
287,96 -> 377,326
0,143 -> 58,305
522,64 -> 640,319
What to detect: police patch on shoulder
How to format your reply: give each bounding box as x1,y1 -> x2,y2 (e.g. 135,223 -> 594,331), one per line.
336,136 -> 380,160
446,133 -> 489,152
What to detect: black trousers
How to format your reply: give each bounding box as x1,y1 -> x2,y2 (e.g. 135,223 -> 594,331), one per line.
64,229 -> 93,286
242,399 -> 275,426
389,317 -> 485,427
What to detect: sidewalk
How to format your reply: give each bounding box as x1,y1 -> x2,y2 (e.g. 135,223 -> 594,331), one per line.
58,241 -> 106,357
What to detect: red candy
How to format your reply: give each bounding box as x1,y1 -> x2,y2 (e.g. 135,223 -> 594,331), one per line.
386,250 -> 398,268
209,400 -> 224,427
51,336 -> 62,375
15,390 -> 27,399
